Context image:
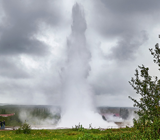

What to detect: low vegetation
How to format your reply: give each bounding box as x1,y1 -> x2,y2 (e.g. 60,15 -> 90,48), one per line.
0,126 -> 159,140
15,121 -> 31,134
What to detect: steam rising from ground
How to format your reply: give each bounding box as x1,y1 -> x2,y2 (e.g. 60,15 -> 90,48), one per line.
19,107 -> 60,127
19,111 -> 54,125
57,3 -> 117,128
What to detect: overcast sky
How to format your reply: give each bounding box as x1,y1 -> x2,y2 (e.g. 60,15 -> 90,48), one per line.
0,0 -> 160,107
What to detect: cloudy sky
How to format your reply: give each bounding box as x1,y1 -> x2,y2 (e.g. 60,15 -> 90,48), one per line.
0,0 -> 160,107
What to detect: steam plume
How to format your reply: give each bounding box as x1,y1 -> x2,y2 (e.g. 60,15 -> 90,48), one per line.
57,3 -> 116,128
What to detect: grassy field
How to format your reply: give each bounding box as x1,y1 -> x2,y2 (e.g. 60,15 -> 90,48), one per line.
0,128 -> 140,140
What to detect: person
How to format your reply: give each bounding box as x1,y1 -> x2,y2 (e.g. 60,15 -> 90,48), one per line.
0,121 -> 2,129
2,120 -> 5,129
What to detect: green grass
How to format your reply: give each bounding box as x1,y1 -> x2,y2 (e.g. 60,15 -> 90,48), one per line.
0,128 -> 137,140
0,129 -> 79,140
0,127 -> 159,140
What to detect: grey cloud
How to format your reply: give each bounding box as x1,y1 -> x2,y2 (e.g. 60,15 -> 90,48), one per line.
90,71 -> 126,95
0,56 -> 30,79
0,0 -> 62,56
101,0 -> 160,15
0,65 -> 61,104
0,0 -> 64,104
91,0 -> 157,61
97,0 -> 160,37
0,79 -> 34,104
89,63 -> 135,96
110,30 -> 148,61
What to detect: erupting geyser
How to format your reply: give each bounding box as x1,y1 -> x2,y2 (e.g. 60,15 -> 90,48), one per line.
57,3 -> 117,128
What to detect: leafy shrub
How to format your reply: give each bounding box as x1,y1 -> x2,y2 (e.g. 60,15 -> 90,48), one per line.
21,121 -> 31,134
72,123 -> 85,132
133,117 -> 160,139
129,36 -> 160,139
15,121 -> 31,134
15,127 -> 22,134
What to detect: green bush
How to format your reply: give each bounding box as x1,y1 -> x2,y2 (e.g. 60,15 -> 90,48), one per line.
72,123 -> 85,132
133,117 -> 160,139
15,127 -> 22,134
15,121 -> 31,134
21,121 -> 31,134
129,36 -> 160,139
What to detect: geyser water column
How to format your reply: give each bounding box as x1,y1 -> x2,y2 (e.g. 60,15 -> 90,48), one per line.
58,3 -> 117,128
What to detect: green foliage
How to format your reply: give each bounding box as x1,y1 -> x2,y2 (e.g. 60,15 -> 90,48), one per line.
21,121 -> 31,134
31,108 -> 51,119
0,114 -> 22,127
72,123 -> 101,133
0,109 -> 6,114
72,123 -> 85,132
133,117 -> 160,139
129,65 -> 160,123
129,36 -> 160,139
7,112 -> 22,126
149,43 -> 160,68
15,121 -> 31,134
74,124 -> 136,139
77,133 -> 102,140
1,127 -> 160,139
77,129 -> 138,140
129,41 -> 160,122
15,127 -> 22,134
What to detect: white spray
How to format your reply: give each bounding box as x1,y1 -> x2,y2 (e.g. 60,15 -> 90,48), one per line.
57,3 -> 117,128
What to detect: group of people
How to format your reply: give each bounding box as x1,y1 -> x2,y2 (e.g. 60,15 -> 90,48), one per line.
0,120 -> 5,129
